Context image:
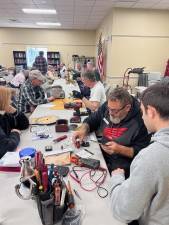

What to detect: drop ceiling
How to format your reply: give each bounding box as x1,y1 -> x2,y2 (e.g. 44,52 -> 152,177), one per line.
0,0 -> 169,30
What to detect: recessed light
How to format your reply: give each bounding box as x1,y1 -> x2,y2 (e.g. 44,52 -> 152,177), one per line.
22,8 -> 57,14
36,22 -> 61,26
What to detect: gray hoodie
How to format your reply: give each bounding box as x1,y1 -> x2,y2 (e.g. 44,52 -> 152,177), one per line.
109,127 -> 169,225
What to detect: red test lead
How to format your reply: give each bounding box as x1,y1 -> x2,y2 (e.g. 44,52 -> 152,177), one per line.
53,135 -> 67,143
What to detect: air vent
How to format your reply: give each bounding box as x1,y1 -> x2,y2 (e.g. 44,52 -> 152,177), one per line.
8,19 -> 21,23
117,0 -> 137,2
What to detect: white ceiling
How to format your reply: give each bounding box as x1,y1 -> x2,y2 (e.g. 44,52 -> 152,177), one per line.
0,0 -> 169,30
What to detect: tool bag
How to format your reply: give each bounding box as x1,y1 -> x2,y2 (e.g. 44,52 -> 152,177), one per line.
15,154 -> 69,225
35,181 -> 68,225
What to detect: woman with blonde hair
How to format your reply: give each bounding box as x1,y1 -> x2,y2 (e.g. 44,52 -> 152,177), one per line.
0,86 -> 29,158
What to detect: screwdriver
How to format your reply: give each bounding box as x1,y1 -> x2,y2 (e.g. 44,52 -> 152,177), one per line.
67,181 -> 75,208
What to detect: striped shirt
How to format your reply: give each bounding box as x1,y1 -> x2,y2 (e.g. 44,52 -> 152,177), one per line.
34,56 -> 47,75
17,79 -> 48,113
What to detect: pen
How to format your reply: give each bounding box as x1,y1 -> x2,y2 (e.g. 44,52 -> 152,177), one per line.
73,189 -> 82,200
84,148 -> 94,155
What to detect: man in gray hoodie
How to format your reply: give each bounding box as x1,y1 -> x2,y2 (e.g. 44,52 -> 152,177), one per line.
109,82 -> 169,225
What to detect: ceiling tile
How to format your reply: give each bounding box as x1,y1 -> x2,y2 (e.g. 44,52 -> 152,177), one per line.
0,0 -> 169,30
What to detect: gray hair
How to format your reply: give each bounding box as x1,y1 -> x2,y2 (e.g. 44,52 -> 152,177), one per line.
22,70 -> 29,78
81,71 -> 96,82
108,87 -> 132,106
29,70 -> 45,81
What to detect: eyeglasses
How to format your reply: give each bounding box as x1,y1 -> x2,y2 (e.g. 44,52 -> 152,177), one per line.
107,104 -> 127,114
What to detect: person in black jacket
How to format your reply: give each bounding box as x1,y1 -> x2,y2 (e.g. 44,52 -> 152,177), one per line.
73,87 -> 150,177
0,86 -> 29,159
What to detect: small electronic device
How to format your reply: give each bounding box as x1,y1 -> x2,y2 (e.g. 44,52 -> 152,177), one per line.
45,146 -> 53,152
80,158 -> 100,170
69,124 -> 78,131
73,111 -> 89,117
70,116 -> 81,123
64,102 -> 82,109
55,119 -> 69,132
81,141 -> 90,147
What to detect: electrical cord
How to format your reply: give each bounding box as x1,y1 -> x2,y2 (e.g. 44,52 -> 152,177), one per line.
69,166 -> 108,198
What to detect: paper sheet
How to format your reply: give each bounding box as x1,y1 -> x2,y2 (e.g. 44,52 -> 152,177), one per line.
43,147 -> 74,157
88,133 -> 97,141
0,152 -> 20,167
44,152 -> 71,165
75,149 -> 92,158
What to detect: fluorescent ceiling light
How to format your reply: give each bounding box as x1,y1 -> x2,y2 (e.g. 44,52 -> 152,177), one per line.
22,8 -> 56,14
36,22 -> 61,26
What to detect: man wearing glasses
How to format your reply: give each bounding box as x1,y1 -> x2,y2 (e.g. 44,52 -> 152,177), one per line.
73,87 -> 150,178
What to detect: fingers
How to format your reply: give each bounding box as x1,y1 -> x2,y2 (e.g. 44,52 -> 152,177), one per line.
101,144 -> 114,155
48,96 -> 55,102
105,141 -> 113,146
72,131 -> 84,145
72,132 -> 79,144
5,105 -> 16,114
111,168 -> 124,176
101,143 -> 111,150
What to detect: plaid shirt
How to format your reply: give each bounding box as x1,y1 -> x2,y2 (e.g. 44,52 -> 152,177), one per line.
34,56 -> 47,75
17,79 -> 48,113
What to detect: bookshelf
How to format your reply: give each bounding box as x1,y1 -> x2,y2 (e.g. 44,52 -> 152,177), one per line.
47,51 -> 60,69
13,51 -> 27,69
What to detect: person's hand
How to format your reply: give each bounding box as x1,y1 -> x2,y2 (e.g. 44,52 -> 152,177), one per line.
30,105 -> 36,113
48,96 -> 55,102
72,130 -> 86,146
72,90 -> 83,99
101,141 -> 119,155
5,105 -> 17,114
111,168 -> 124,176
11,129 -> 21,135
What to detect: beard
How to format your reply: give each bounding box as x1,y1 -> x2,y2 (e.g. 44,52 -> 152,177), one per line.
109,115 -> 121,124
109,113 -> 127,124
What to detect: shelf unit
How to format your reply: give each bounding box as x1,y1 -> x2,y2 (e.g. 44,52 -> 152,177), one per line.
47,52 -> 60,69
13,51 -> 27,69
72,55 -> 95,68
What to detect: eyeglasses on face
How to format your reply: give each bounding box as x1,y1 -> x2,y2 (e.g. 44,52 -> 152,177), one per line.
107,104 -> 127,114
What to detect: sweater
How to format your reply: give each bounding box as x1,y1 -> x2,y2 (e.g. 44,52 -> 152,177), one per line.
84,97 -> 150,175
0,111 -> 29,158
109,127 -> 169,225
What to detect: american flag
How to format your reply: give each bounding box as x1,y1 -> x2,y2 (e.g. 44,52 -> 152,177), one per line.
97,34 -> 104,79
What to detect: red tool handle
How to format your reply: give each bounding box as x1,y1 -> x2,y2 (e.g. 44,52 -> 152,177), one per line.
53,135 -> 67,143
42,171 -> 48,192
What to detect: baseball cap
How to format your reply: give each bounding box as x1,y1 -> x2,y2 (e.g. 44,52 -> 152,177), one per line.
29,70 -> 45,82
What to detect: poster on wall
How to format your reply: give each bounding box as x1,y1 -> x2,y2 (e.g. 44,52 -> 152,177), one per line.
26,47 -> 47,67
